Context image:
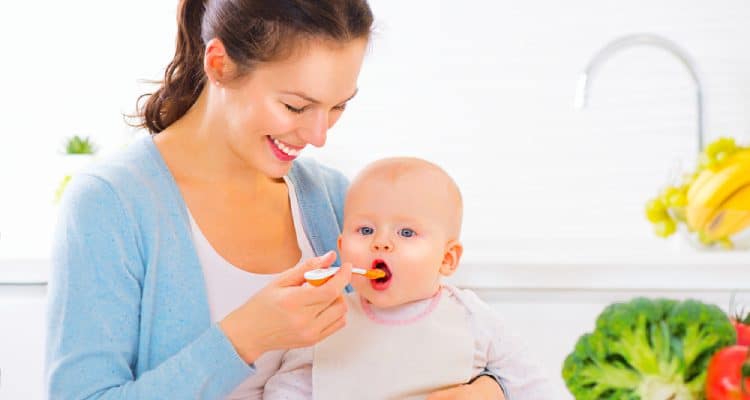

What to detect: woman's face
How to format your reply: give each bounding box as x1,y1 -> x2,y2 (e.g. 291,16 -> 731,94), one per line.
212,39 -> 368,179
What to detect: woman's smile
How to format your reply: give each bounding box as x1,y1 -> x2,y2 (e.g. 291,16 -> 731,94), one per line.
267,135 -> 304,161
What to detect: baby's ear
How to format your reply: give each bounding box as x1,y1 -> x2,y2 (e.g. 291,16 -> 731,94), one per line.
439,240 -> 463,276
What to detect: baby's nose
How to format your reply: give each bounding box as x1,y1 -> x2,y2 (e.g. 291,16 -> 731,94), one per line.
371,242 -> 392,252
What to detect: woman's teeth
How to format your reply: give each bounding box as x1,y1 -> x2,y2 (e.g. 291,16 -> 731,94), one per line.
272,137 -> 300,156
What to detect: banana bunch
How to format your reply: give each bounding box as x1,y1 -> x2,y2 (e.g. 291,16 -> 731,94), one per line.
646,137 -> 750,248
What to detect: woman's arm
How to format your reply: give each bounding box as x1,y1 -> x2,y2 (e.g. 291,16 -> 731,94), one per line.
46,174 -> 252,399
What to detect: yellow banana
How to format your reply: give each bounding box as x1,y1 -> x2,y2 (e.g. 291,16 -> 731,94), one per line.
686,150 -> 750,231
703,184 -> 750,240
686,168 -> 717,205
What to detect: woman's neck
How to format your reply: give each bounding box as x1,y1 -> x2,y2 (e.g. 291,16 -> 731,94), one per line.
154,89 -> 275,192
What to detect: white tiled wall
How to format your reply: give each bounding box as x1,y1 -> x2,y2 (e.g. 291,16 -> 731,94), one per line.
309,0 -> 750,260
3,1 -> 750,261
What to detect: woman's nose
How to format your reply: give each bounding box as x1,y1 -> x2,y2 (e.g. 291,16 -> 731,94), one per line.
299,111 -> 328,148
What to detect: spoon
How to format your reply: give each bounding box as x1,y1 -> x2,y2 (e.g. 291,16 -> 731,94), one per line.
304,267 -> 386,286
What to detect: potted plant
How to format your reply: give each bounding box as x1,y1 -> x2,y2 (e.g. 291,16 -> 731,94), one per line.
55,135 -> 98,202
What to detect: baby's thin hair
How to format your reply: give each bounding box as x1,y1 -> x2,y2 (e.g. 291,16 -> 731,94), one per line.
351,157 -> 464,236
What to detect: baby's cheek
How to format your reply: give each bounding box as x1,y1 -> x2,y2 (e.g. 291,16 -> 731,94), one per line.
340,237 -> 367,262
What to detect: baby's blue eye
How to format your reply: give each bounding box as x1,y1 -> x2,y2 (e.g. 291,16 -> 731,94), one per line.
358,226 -> 374,235
398,228 -> 415,238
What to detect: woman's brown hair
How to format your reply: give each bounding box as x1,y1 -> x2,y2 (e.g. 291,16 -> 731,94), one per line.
136,0 -> 373,134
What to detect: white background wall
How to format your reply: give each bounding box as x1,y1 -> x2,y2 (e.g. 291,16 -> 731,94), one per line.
1,0 -> 750,260
2,1 -> 750,399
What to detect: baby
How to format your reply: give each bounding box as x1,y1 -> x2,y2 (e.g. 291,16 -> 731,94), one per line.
263,157 -> 558,399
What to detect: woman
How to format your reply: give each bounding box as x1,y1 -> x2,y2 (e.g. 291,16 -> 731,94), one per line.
45,0 -> 506,398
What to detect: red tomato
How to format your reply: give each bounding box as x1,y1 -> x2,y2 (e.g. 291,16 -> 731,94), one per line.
706,345 -> 750,400
733,319 -> 750,346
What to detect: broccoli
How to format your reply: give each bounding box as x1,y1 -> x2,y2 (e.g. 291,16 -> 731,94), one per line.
562,297 -> 736,400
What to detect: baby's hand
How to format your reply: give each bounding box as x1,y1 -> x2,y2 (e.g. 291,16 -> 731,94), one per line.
426,376 -> 505,400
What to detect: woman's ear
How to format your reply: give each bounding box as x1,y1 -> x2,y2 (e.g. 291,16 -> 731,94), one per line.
203,38 -> 232,86
439,240 -> 463,276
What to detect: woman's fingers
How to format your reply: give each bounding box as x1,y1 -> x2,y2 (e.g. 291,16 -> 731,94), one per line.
312,295 -> 348,339
275,250 -> 337,287
222,254 -> 351,357
314,292 -> 348,320
301,262 -> 352,306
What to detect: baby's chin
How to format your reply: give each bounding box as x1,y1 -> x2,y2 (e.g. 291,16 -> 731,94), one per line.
356,290 -> 402,309
362,296 -> 398,309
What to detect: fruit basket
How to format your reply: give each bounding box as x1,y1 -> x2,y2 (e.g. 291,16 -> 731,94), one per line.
646,137 -> 750,250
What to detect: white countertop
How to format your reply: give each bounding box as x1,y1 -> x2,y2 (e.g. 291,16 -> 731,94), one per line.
3,248 -> 748,290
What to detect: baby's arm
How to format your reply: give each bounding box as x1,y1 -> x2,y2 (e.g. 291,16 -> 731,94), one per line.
457,288 -> 567,400
262,347 -> 314,400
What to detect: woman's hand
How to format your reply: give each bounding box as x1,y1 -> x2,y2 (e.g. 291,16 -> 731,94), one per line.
426,376 -> 506,400
219,251 -> 352,363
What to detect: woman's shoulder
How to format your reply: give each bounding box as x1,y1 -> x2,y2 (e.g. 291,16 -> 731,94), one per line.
290,158 -> 349,186
62,135 -> 174,214
80,135 -> 164,188
288,158 -> 350,246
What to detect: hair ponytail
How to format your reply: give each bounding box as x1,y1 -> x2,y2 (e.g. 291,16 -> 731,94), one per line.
137,0 -> 207,133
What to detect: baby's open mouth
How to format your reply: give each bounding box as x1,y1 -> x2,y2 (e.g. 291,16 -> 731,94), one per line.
371,259 -> 392,290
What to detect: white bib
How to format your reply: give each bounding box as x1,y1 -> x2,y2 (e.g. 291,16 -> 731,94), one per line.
312,288 -> 475,400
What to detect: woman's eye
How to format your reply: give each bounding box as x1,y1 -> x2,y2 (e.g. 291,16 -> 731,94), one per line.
398,228 -> 415,238
358,227 -> 374,235
333,103 -> 347,112
284,104 -> 306,114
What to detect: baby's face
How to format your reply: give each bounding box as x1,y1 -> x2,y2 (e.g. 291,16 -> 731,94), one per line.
339,166 -> 461,308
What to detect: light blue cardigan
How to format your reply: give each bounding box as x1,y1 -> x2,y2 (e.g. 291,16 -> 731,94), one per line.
45,135 -> 348,399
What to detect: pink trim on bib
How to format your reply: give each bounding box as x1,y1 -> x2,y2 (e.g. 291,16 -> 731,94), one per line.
360,287 -> 443,325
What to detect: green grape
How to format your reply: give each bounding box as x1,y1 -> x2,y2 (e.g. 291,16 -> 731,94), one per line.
670,191 -> 687,207
680,171 -> 697,186
660,186 -> 687,207
697,231 -> 714,245
698,153 -> 715,170
660,186 -> 678,203
705,137 -> 737,154
653,218 -> 677,238
645,198 -> 669,223
718,237 -> 734,250
700,137 -> 738,169
671,207 -> 687,223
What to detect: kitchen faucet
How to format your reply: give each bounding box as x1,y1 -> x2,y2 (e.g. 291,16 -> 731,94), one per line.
574,33 -> 705,151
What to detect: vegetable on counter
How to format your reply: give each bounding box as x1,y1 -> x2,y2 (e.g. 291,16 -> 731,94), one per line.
733,312 -> 750,346
562,297 -> 736,400
706,345 -> 750,400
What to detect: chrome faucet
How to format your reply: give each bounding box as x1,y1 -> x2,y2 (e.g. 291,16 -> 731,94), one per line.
574,33 -> 705,151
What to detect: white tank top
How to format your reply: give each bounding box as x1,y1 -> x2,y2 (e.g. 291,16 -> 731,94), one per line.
188,176 -> 316,400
